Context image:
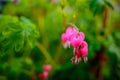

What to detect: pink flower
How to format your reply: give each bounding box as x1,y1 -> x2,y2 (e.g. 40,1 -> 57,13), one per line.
71,47 -> 82,64
65,27 -> 78,41
70,32 -> 85,48
61,26 -> 88,64
39,64 -> 52,80
61,33 -> 70,48
71,36 -> 82,48
79,32 -> 85,40
43,64 -> 52,72
80,41 -> 88,63
80,41 -> 88,57
38,71 -> 48,80
61,33 -> 67,44
42,71 -> 48,79
61,27 -> 78,48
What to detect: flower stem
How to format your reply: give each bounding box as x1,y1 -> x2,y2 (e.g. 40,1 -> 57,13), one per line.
36,41 -> 55,66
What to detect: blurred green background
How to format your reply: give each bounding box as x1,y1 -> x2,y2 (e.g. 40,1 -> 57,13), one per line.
0,0 -> 120,80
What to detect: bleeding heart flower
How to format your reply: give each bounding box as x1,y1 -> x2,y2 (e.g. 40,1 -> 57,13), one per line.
71,35 -> 83,48
61,26 -> 88,64
61,27 -> 78,48
61,33 -> 70,48
79,32 -> 85,40
65,27 -> 78,41
61,33 -> 67,44
80,41 -> 88,57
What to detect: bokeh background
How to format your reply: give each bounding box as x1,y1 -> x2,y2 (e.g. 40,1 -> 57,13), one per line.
0,0 -> 120,80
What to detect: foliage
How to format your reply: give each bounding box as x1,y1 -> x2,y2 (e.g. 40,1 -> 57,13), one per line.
0,0 -> 120,80
0,15 -> 39,55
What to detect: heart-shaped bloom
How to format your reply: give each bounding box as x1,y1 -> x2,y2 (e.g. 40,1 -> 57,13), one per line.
61,33 -> 67,44
71,32 -> 85,48
61,26 -> 88,64
65,27 -> 78,41
80,41 -> 88,57
79,32 -> 85,40
71,35 -> 83,48
61,27 -> 78,48
61,33 -> 70,48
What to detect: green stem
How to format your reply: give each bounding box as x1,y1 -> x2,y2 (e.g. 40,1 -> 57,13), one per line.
54,4 -> 67,62
36,41 -> 55,66
54,42 -> 62,62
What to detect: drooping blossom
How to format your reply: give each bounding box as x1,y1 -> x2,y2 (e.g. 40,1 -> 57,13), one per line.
61,27 -> 78,48
71,41 -> 88,64
80,41 -> 88,57
61,26 -> 88,64
71,32 -> 85,48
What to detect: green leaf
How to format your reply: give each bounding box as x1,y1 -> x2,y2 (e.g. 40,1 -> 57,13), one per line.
20,16 -> 31,25
14,41 -> 24,52
104,0 -> 114,10
0,15 -> 39,55
90,0 -> 105,15
67,0 -> 76,7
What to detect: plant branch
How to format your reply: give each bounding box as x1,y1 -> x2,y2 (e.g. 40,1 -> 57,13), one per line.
36,41 -> 55,65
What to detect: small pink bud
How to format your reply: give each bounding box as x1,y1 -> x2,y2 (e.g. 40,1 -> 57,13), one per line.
38,71 -> 48,80
42,71 -> 48,79
43,64 -> 52,72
